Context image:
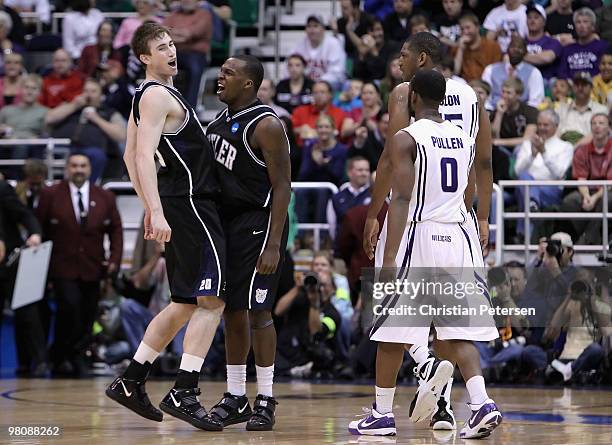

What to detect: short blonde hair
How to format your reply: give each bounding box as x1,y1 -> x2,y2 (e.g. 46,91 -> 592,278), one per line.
24,74 -> 43,89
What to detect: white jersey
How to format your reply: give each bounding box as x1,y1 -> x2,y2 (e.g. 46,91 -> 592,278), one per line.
402,78 -> 480,138
402,119 -> 475,223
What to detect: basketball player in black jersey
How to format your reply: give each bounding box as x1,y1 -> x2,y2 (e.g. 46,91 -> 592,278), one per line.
105,23 -> 225,431
204,56 -> 291,431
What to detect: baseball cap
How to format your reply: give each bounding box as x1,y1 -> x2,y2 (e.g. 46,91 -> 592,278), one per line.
550,232 -> 574,248
306,14 -> 325,26
526,2 -> 546,20
573,71 -> 593,85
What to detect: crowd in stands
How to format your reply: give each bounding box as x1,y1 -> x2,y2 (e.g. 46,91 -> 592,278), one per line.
0,0 -> 611,385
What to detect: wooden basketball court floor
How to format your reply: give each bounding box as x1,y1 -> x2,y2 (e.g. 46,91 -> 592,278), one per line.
0,379 -> 610,444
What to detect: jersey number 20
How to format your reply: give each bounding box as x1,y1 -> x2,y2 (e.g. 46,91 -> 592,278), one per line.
441,157 -> 458,192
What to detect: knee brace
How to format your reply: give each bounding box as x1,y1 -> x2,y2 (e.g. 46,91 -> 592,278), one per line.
250,311 -> 274,330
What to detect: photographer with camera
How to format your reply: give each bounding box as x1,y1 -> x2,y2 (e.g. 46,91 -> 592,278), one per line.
274,269 -> 342,378
542,268 -> 612,383
521,233 -> 577,334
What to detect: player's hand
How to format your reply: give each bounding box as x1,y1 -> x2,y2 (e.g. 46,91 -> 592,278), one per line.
150,209 -> 171,243
478,219 -> 489,256
257,245 -> 280,275
0,239 -> 5,263
26,234 -> 41,247
143,208 -> 153,240
363,217 -> 379,260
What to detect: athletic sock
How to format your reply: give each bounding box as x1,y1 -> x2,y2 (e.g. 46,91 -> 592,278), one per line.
375,386 -> 396,414
256,365 -> 274,397
174,353 -> 205,389
133,342 -> 159,364
408,345 -> 431,367
465,375 -> 489,406
227,364 -> 247,396
123,342 -> 159,381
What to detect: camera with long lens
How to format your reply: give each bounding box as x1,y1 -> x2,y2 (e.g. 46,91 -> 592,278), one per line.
303,272 -> 320,290
545,238 -> 563,261
569,279 -> 591,301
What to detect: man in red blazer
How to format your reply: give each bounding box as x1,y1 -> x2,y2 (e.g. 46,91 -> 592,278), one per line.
36,154 -> 123,375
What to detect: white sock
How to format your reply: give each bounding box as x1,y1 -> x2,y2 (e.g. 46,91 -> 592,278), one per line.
256,365 -> 274,397
561,361 -> 573,381
408,345 -> 430,366
133,342 -> 159,364
465,375 -> 489,405
375,386 -> 396,414
179,353 -> 204,373
440,377 -> 453,406
227,364 -> 247,396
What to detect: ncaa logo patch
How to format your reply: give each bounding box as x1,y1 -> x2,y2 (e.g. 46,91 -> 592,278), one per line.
255,288 -> 268,303
231,122 -> 240,133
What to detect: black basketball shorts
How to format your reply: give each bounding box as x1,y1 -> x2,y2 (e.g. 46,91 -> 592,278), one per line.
223,209 -> 289,311
161,196 -> 226,304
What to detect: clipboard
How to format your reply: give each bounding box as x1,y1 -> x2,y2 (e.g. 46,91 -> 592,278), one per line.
11,241 -> 53,310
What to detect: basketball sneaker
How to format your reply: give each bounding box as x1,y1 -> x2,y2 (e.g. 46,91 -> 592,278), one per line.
348,405 -> 396,436
430,398 -> 456,430
159,387 -> 222,431
105,377 -> 163,422
408,356 -> 454,423
208,392 -> 252,427
459,398 -> 502,439
246,394 -> 278,431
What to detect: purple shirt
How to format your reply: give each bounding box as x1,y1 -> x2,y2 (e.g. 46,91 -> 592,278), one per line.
526,35 -> 562,80
558,39 -> 608,79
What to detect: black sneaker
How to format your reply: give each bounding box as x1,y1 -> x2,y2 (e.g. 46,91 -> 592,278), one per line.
408,355 -> 454,423
105,377 -> 163,422
430,398 -> 456,430
209,392 -> 252,427
159,387 -> 222,431
246,394 -> 278,431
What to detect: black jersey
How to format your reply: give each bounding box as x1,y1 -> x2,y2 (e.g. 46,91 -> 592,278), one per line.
132,80 -> 218,198
206,100 -> 288,211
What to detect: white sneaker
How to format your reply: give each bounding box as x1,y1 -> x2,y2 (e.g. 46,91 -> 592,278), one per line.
408,356 -> 454,423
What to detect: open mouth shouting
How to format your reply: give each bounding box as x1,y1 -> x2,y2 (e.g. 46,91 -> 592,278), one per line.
168,58 -> 177,69
217,81 -> 225,95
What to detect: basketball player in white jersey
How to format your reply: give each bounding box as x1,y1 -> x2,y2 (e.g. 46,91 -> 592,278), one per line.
349,69 -> 501,439
361,33 -> 500,438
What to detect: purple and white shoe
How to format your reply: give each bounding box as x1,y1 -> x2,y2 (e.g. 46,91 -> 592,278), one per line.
348,405 -> 396,436
459,398 -> 502,439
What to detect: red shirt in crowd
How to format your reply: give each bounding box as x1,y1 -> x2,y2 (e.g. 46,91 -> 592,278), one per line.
39,70 -> 84,109
291,103 -> 346,146
572,138 -> 612,181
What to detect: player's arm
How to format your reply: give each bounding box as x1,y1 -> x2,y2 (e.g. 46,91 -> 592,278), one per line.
474,100 -> 493,250
124,111 -> 146,205
363,83 -> 411,259
382,130 -> 416,268
135,87 -> 172,243
254,116 -> 292,274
